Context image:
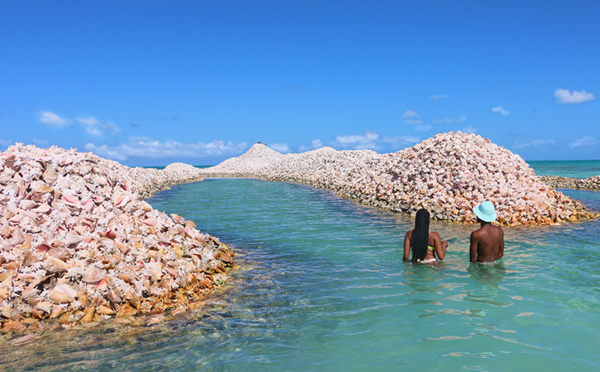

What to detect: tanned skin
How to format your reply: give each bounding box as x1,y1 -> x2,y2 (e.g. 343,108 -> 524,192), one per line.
403,230 -> 448,261
470,218 -> 504,263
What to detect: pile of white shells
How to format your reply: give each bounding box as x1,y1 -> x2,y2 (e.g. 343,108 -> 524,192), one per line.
0,144 -> 233,332
539,175 -> 600,191
202,132 -> 597,225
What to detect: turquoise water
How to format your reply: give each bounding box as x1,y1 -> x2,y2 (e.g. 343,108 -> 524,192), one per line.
1,165 -> 600,371
528,160 -> 600,178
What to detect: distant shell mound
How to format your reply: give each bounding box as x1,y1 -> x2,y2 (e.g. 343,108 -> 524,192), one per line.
201,132 -> 596,225
0,144 -> 232,332
208,143 -> 283,174
539,174 -> 600,191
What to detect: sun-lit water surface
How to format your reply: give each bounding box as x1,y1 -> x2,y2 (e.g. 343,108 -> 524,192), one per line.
1,171 -> 599,370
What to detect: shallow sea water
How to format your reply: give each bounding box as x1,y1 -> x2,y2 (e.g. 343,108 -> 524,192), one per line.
528,160 -> 600,178
1,173 -> 600,371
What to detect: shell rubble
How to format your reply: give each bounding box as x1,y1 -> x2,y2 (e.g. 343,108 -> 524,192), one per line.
539,175 -> 600,191
201,132 -> 597,225
0,143 -> 233,332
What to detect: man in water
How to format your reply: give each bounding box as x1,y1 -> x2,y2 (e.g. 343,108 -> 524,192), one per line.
470,201 -> 504,263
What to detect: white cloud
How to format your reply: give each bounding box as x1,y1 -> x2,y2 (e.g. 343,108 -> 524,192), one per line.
270,143 -> 290,153
382,135 -> 420,148
84,137 -> 249,161
312,139 -> 323,149
32,138 -> 49,146
554,89 -> 595,104
414,124 -> 432,132
332,131 -> 380,150
432,115 -> 466,125
512,139 -> 555,149
401,110 -> 423,125
84,143 -> 128,160
39,111 -> 122,136
75,116 -> 121,136
570,136 -> 600,148
491,106 -> 510,116
461,126 -> 478,134
429,94 -> 449,100
432,117 -> 453,125
39,111 -> 70,126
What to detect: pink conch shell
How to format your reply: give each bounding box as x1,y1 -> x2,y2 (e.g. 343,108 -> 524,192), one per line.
19,200 -> 37,210
36,301 -> 53,314
73,225 -> 87,235
185,227 -> 197,238
59,156 -> 73,165
62,195 -> 81,208
80,197 -> 94,211
36,243 -> 52,252
1,153 -> 16,161
33,203 -> 51,213
45,257 -> 70,273
144,262 -> 163,282
113,193 -> 130,208
51,283 -> 77,303
143,217 -> 157,227
82,266 -> 106,284
8,215 -> 22,226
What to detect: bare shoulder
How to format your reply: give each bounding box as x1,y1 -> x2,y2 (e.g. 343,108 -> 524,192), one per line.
405,230 -> 413,239
429,231 -> 441,239
470,227 -> 484,242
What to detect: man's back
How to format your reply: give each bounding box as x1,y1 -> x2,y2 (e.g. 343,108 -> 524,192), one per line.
470,224 -> 504,262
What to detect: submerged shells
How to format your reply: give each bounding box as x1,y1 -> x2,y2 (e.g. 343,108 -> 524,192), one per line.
0,143 -> 234,332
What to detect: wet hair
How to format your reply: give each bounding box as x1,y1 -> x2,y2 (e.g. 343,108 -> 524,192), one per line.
411,209 -> 430,262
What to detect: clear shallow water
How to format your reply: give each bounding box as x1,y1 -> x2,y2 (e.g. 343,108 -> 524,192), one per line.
1,178 -> 600,370
528,160 -> 600,178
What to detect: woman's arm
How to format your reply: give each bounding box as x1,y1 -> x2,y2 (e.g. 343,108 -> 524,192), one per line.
431,231 -> 447,260
403,230 -> 412,261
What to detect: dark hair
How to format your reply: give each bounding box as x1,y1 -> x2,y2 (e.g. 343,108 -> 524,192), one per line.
412,209 -> 430,262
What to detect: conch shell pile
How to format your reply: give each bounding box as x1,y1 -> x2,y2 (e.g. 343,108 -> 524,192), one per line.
201,132 -> 597,225
540,174 -> 600,191
0,144 -> 233,332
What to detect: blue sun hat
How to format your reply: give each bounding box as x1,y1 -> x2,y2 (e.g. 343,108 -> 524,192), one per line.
473,200 -> 497,222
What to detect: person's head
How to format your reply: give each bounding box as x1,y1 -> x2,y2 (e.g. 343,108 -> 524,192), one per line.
412,209 -> 430,261
473,201 -> 497,223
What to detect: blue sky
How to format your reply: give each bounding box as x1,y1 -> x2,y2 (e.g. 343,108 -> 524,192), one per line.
1,1 -> 598,166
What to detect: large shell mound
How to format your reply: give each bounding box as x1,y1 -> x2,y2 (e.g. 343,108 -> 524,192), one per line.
356,132 -> 592,224
0,144 -> 233,332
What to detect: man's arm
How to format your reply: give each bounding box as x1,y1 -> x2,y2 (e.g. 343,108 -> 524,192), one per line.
469,232 -> 478,263
497,228 -> 504,260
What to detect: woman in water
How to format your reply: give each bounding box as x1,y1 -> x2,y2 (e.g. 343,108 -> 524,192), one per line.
403,209 -> 448,263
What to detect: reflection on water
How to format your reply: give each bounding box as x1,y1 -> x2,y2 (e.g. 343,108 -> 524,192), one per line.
0,180 -> 599,370
467,262 -> 506,288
